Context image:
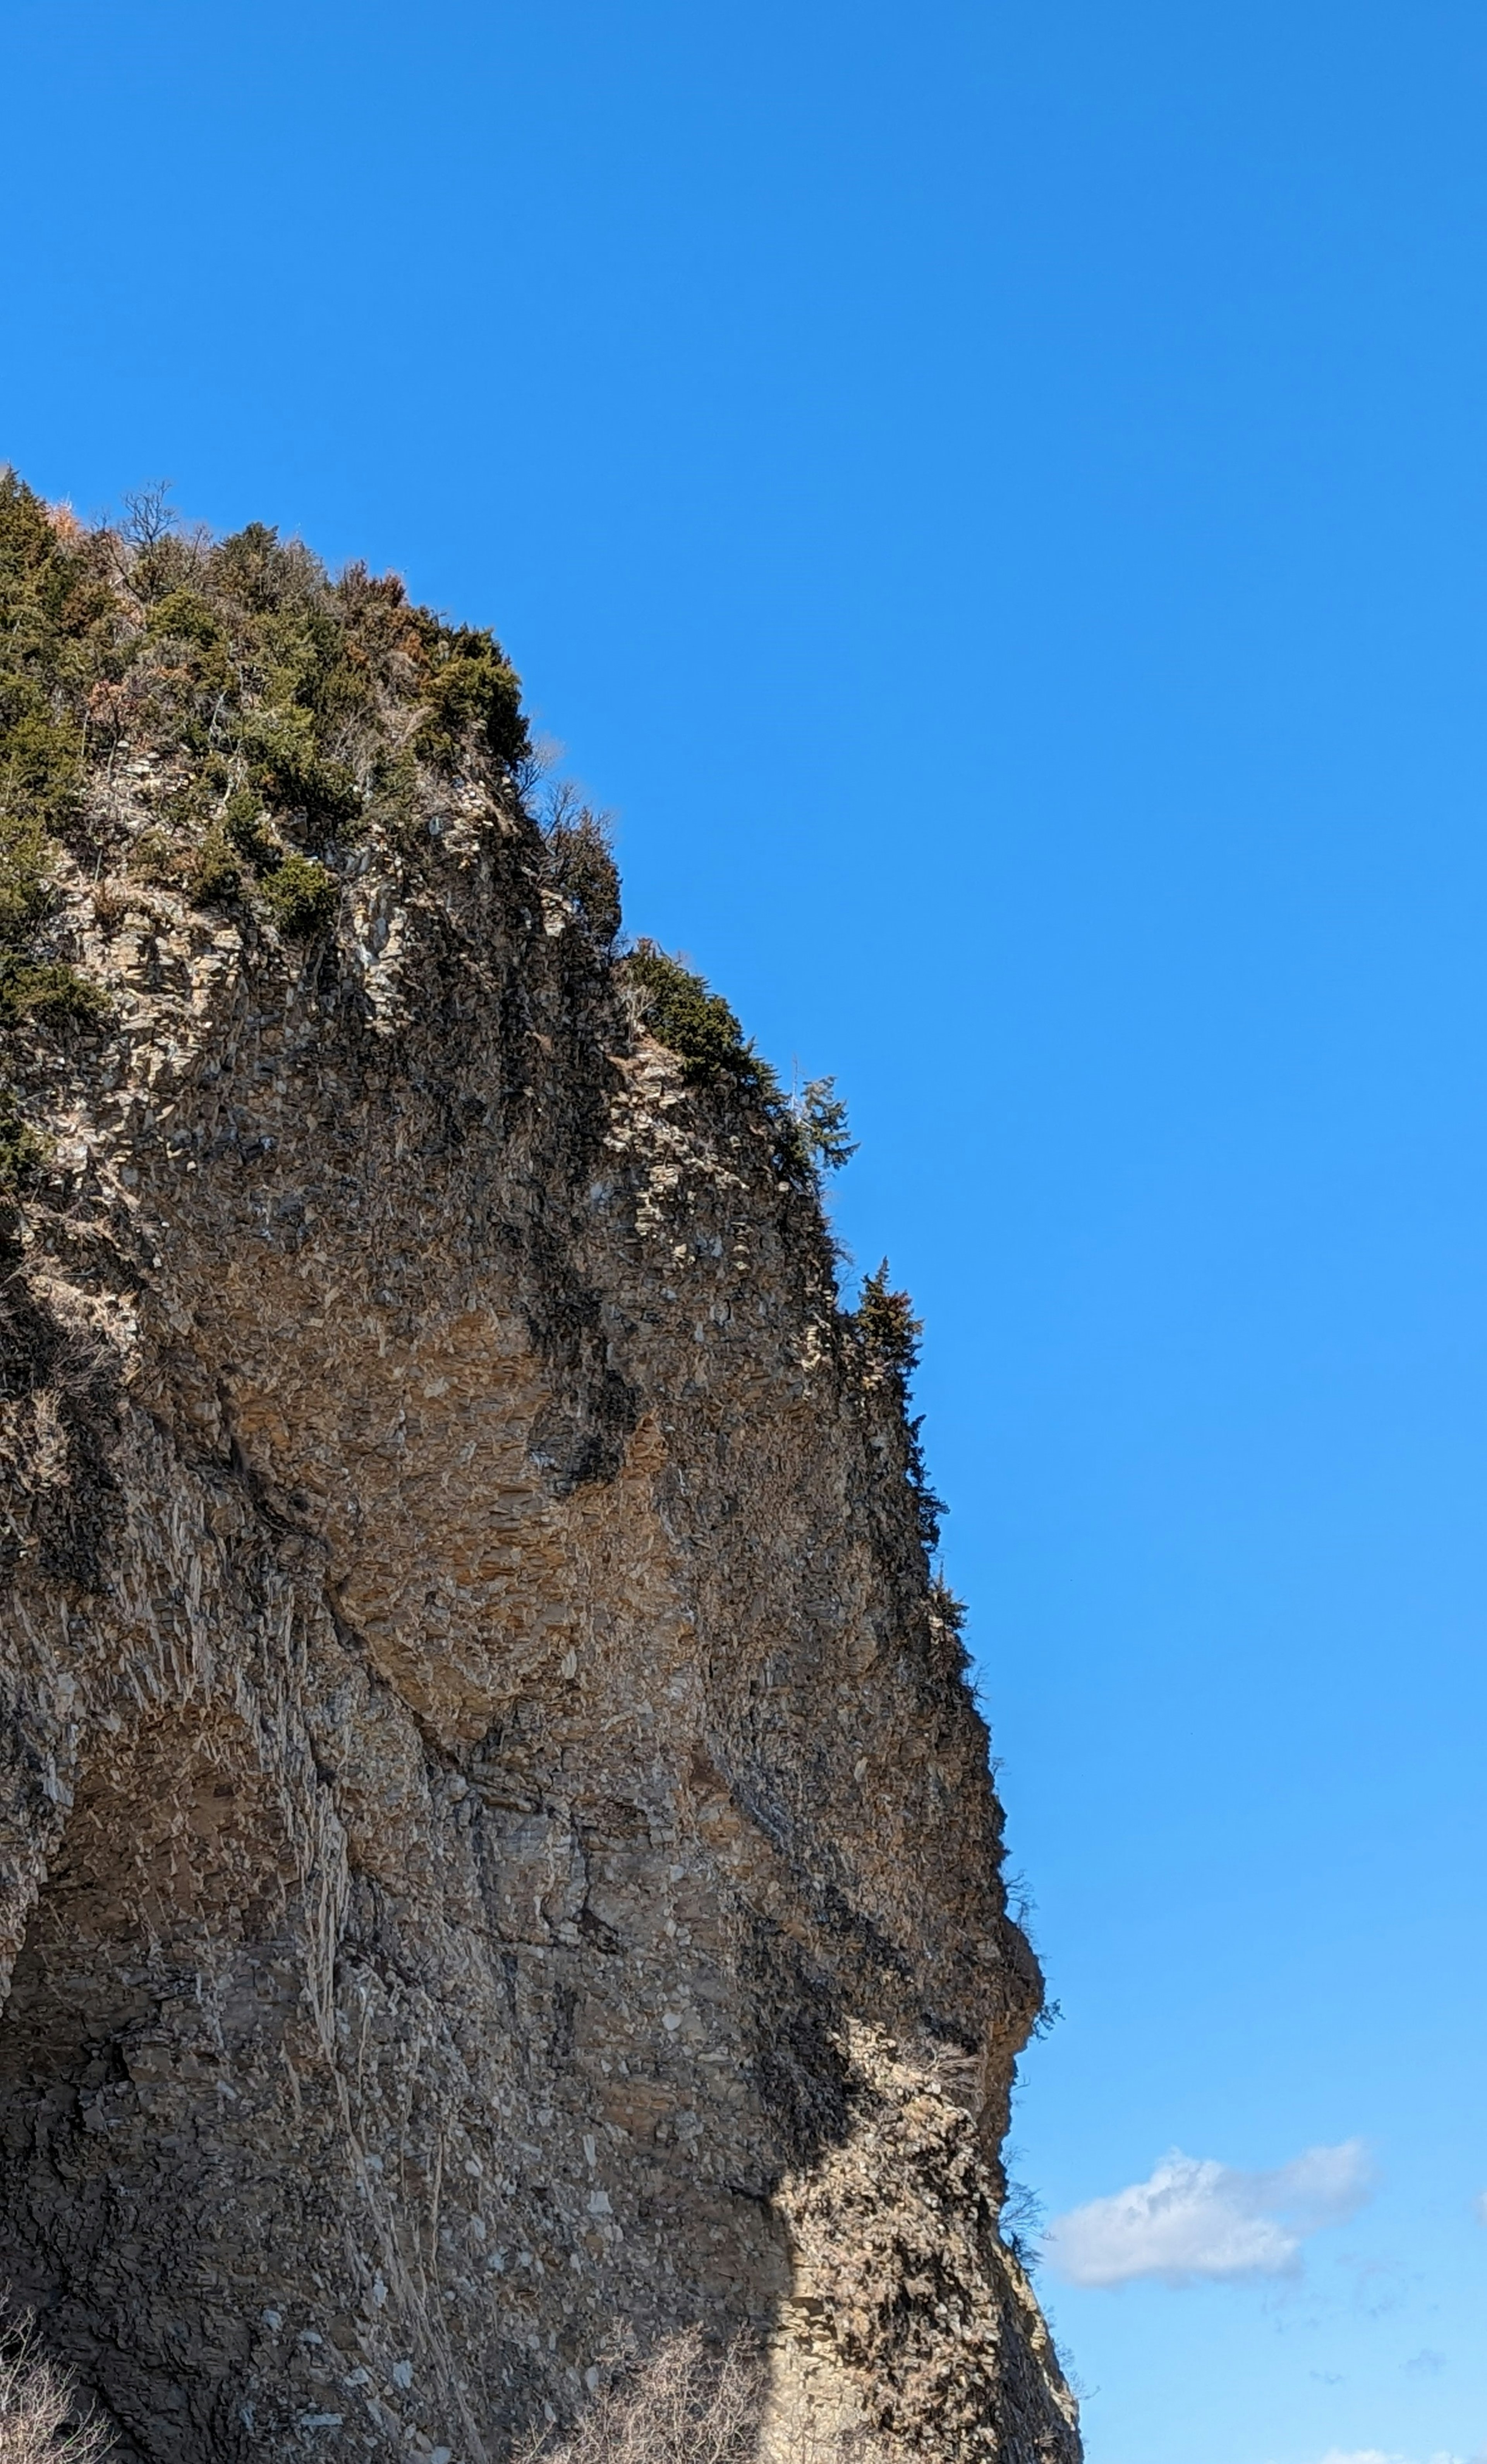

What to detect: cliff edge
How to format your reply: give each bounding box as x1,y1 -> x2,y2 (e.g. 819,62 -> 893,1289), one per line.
0,475 -> 1079,2464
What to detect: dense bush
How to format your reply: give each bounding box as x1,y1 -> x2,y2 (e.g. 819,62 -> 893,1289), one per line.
0,474 -> 112,844
414,625 -> 526,774
623,944 -> 771,1091
623,942 -> 857,1185
145,587 -> 225,650
220,787 -> 279,872
260,852 -> 338,937
0,817 -> 53,947
186,827 -> 243,904
0,957 -> 108,1030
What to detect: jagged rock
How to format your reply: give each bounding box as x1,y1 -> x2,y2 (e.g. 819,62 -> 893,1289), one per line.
0,494 -> 1078,2463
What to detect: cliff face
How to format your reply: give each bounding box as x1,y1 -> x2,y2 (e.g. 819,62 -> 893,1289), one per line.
0,485 -> 1078,2464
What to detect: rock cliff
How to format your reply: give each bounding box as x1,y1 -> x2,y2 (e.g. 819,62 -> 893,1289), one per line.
0,478 -> 1078,2463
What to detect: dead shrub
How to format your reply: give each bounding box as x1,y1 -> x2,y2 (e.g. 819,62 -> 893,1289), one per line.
527,2329 -> 761,2464
525,2330 -> 886,2464
88,881 -> 130,937
0,2306 -> 108,2462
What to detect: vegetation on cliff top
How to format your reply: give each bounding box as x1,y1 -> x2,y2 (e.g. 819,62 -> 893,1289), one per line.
0,470 -> 859,1213
622,939 -> 856,1185
0,468 -> 529,967
0,465 -> 538,1185
0,467 -> 950,1599
854,1258 -> 945,1553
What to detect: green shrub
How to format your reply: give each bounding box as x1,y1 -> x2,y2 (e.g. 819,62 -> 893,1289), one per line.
207,521 -> 321,617
205,597 -> 368,841
0,1097 -> 48,1192
142,589 -> 232,712
0,956 -> 108,1029
856,1265 -> 943,1550
128,828 -> 186,887
0,695 -> 84,832
0,816 -> 53,946
0,473 -> 83,662
623,944 -> 776,1092
244,708 -> 361,838
367,746 -> 420,845
261,853 -> 337,937
221,787 -> 278,872
623,943 -> 857,1186
187,827 -> 242,904
0,472 -> 121,832
415,626 -> 527,774
0,470 -> 64,597
146,589 -> 224,649
135,808 -> 245,905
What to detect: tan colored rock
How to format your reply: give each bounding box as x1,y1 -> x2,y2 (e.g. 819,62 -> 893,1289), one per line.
0,763 -> 1078,2463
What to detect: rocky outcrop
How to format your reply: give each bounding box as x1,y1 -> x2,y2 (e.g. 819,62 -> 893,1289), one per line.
0,493 -> 1078,2464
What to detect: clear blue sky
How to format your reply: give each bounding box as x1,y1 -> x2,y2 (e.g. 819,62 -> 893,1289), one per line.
5,5 -> 1485,2458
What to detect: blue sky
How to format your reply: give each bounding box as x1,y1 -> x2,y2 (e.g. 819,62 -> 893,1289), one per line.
5,3 -> 1486,2457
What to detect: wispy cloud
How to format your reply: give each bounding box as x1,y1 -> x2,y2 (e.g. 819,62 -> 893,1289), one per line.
1045,2141 -> 1374,2287
1474,2190 -> 1487,2227
1300,2450 -> 1475,2464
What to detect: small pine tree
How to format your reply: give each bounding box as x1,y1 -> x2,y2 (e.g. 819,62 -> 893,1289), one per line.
857,1261 -> 921,1377
787,1075 -> 857,1172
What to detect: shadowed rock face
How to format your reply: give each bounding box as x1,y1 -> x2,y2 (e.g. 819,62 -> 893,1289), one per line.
0,758 -> 1078,2463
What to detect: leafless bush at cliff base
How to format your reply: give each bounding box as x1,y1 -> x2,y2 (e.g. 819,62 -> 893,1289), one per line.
0,2309 -> 108,2464
524,2330 -> 758,2464
528,2331 -> 885,2464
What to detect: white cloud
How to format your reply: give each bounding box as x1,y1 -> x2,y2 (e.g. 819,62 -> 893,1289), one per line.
1044,2140 -> 1374,2288
1303,2451 -> 1472,2464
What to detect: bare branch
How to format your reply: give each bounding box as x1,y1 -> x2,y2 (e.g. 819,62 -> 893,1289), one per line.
0,2302 -> 109,2462
119,480 -> 176,548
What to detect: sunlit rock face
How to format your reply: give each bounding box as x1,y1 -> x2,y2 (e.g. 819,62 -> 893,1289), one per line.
0,736 -> 1077,2462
